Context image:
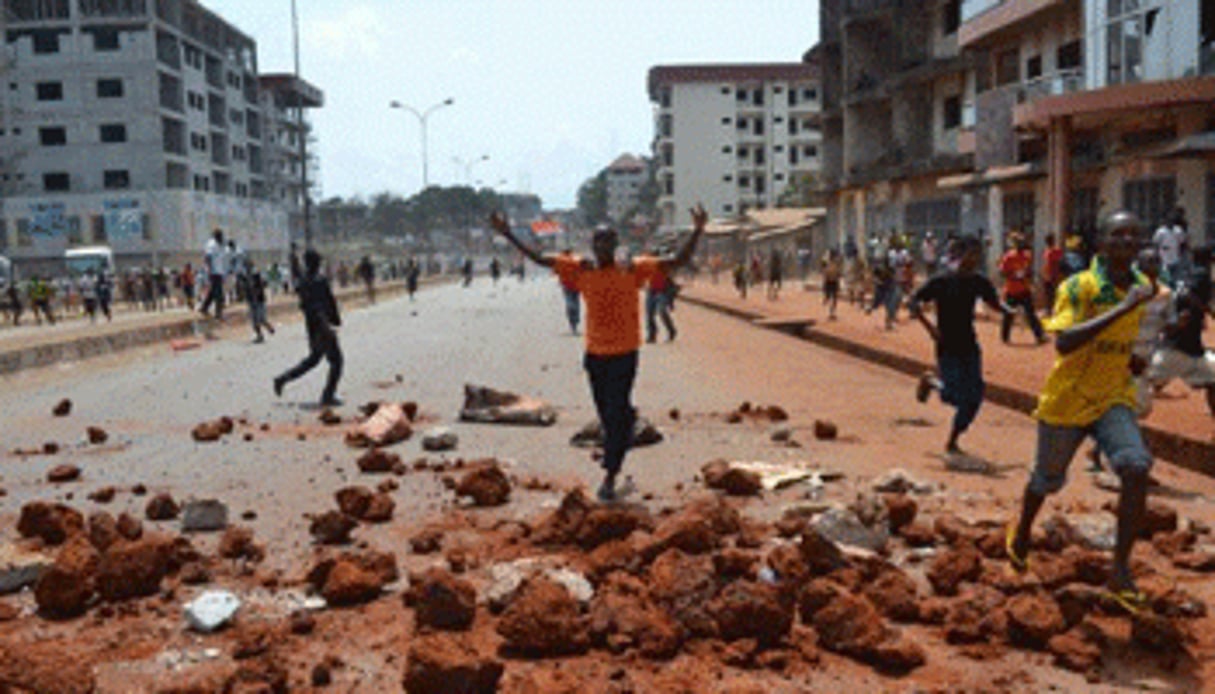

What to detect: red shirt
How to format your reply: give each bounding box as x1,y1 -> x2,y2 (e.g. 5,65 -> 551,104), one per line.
999,249 -> 1033,297
1042,247 -> 1063,283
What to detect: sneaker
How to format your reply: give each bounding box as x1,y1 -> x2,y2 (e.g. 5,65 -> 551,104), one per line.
916,372 -> 935,403
596,473 -> 617,503
273,377 -> 284,397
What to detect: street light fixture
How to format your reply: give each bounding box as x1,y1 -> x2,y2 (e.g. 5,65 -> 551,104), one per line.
453,154 -> 490,185
389,97 -> 454,190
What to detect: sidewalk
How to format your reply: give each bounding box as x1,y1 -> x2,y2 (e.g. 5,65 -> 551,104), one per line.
680,276 -> 1215,476
0,279 -> 422,376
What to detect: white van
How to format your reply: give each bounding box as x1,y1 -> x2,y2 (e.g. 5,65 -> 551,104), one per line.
64,246 -> 116,277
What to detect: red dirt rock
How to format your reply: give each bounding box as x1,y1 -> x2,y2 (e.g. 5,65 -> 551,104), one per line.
218,526 -> 265,562
1173,550 -> 1215,572
115,512 -> 143,541
46,464 -> 81,483
588,577 -> 682,658
898,521 -> 936,547
362,492 -> 395,523
882,494 -> 917,532
709,579 -> 792,646
95,534 -> 174,602
403,633 -> 504,694
1006,592 -> 1067,648
701,460 -> 762,496
410,526 -> 444,554
927,544 -> 983,596
944,586 -> 1008,644
144,493 -> 179,521
321,559 -> 384,606
1153,530 -> 1197,558
406,568 -> 477,631
454,462 -> 511,507
18,501 -> 84,545
52,398 -> 72,417
1048,627 -> 1103,673
191,420 -> 225,442
87,512 -> 120,552
863,567 -> 920,622
644,496 -> 741,558
648,549 -> 720,637
34,536 -> 99,617
797,526 -> 848,576
574,505 -> 653,549
85,426 -> 108,444
932,514 -> 980,546
813,419 -> 838,440
357,448 -> 401,474
335,486 -> 375,517
86,486 -> 116,504
713,548 -> 759,580
1131,612 -> 1190,652
310,511 -> 358,545
810,589 -> 888,655
496,576 -> 589,656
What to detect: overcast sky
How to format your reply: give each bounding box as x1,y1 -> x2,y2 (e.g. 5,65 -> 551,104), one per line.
203,1 -> 819,209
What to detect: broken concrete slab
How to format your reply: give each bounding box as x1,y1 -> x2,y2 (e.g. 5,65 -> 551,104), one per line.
0,543 -> 54,594
422,427 -> 459,452
181,500 -> 229,533
460,384 -> 557,426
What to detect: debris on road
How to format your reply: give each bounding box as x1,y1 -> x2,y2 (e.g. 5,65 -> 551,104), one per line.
570,417 -> 663,448
184,590 -> 241,632
85,426 -> 109,445
46,464 -> 81,483
52,399 -> 72,417
345,402 -> 413,448
421,427 -> 459,452
459,384 -> 557,426
180,499 -> 229,532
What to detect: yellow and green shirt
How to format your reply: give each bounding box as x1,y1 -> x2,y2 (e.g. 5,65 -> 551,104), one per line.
1034,259 -> 1148,427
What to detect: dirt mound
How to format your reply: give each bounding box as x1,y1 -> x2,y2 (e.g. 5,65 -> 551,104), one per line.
1005,592 -> 1067,648
34,536 -> 99,617
335,486 -> 395,523
357,448 -> 402,474
575,505 -> 653,550
217,526 -> 265,562
406,568 -> 477,631
588,576 -> 682,658
95,534 -> 174,602
145,492 -> 180,521
310,511 -> 358,545
927,544 -> 983,596
708,579 -> 792,646
454,461 -> 511,507
701,460 -> 762,496
648,549 -> 720,637
319,558 -> 385,606
403,633 -> 504,694
496,576 -> 590,656
18,501 -> 84,545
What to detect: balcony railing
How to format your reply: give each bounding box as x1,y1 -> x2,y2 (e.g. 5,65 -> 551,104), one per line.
1015,67 -> 1084,104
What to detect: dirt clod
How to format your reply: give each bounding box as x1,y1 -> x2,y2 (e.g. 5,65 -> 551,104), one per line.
497,576 -> 589,656
406,568 -> 477,631
46,464 -> 81,483
145,493 -> 179,521
454,462 -> 511,507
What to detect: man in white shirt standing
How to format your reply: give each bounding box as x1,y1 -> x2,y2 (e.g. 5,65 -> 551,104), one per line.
1152,207 -> 1189,288
199,229 -> 228,320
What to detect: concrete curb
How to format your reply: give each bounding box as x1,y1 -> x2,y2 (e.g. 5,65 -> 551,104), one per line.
0,278 -> 427,377
681,294 -> 1215,477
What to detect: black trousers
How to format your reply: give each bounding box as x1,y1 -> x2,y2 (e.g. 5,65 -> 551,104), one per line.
584,351 -> 638,476
1002,292 -> 1044,342
279,324 -> 343,402
199,274 -> 225,318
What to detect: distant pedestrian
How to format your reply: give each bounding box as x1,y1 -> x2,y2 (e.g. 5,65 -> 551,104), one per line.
1153,207 -> 1189,287
1041,233 -> 1063,317
921,232 -> 939,276
910,236 -> 1011,454
357,255 -> 376,304
245,263 -> 275,343
462,258 -> 474,287
274,248 -> 343,407
490,257 -> 502,284
821,248 -> 842,320
96,270 -> 112,321
407,258 -> 420,300
766,249 -> 782,300
79,269 -> 99,322
645,264 -> 677,343
999,232 -> 1046,344
489,205 -> 707,502
558,249 -> 581,334
733,261 -> 748,299
181,262 -> 196,311
6,283 -> 23,325
28,275 -> 55,325
1007,210 -> 1157,615
199,229 -> 228,320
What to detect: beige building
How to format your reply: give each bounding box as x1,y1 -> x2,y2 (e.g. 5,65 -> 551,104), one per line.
647,62 -> 822,232
604,153 -> 648,227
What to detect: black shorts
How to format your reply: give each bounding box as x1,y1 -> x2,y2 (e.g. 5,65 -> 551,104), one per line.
823,279 -> 840,296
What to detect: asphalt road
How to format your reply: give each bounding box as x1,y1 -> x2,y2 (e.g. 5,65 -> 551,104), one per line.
4,273 -> 1213,578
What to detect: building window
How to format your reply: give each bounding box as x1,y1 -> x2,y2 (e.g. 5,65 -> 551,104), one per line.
43,173 -> 70,192
722,145 -> 732,154
755,175 -> 766,195
790,148 -> 800,166
39,127 -> 67,146
752,88 -> 764,106
802,145 -> 818,157
996,48 -> 1020,85
664,177 -> 673,195
739,175 -> 750,189
723,204 -> 734,213
1106,3 -> 1153,85
92,28 -> 120,51
736,88 -> 747,102
1026,54 -> 1042,80
721,116 -> 731,126
100,124 -> 127,143
1122,176 -> 1176,229
774,173 -> 785,181
723,174 -> 733,182
943,0 -> 961,35
1057,39 -> 1083,71
32,30 -> 61,54
737,146 -> 748,161
736,117 -> 747,131
802,87 -> 817,101
721,86 -> 730,95
774,145 -> 784,153
943,95 -> 962,129
36,82 -> 63,101
755,149 -> 765,166
103,170 -> 130,189
97,78 -> 124,98
1070,187 -> 1099,237
659,88 -> 671,108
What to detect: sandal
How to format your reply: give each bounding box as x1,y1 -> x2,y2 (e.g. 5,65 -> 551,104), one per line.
1104,588 -> 1149,616
1005,524 -> 1030,573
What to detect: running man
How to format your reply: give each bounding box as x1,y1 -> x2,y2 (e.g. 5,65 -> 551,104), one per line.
1145,244 -> 1215,416
909,236 -> 1011,454
274,248 -> 344,407
1006,210 -> 1158,614
999,232 -> 1047,344
820,248 -> 843,320
489,205 -> 708,501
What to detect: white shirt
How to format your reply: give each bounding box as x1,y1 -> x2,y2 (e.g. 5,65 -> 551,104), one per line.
78,274 -> 97,301
1134,287 -> 1173,358
204,238 -> 228,276
1153,225 -> 1186,267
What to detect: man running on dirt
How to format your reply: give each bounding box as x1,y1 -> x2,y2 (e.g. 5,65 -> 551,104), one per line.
488,205 -> 708,502
1006,210 -> 1157,614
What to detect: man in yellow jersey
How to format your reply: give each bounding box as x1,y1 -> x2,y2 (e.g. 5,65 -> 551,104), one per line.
489,206 -> 707,501
1006,210 -> 1157,613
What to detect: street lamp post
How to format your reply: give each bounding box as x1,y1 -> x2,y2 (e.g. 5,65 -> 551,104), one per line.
389,98 -> 454,190
454,154 -> 489,185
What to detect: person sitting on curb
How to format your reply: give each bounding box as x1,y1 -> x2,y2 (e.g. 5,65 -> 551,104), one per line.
488,205 -> 708,502
1006,210 -> 1158,615
909,235 -> 1012,455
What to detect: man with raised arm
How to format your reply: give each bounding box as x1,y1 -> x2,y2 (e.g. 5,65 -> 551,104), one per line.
488,206 -> 708,501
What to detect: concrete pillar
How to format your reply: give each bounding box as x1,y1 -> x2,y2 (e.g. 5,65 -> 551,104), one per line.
1048,116 -> 1072,237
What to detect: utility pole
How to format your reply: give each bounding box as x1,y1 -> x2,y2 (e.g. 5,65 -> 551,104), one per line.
291,0 -> 312,248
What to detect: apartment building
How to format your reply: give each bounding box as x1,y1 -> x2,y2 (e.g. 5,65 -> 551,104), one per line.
0,0 -> 323,273
647,62 -> 822,231
604,153 -> 648,227
818,0 -> 977,254
957,0 -> 1215,253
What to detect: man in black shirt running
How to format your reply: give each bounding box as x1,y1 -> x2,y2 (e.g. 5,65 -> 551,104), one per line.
909,236 -> 1012,453
274,248 -> 344,407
